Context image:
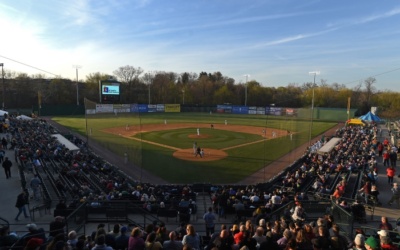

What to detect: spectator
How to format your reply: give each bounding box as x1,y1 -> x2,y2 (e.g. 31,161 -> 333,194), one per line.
386,166 -> 396,185
364,236 -> 379,250
25,238 -> 44,250
238,230 -> 257,250
115,226 -> 129,250
389,150 -> 397,167
145,232 -> 162,250
353,234 -> 365,250
358,181 -> 371,204
379,217 -> 393,231
295,228 -> 312,250
330,224 -> 348,250
277,229 -> 292,249
1,156 -> 12,179
378,230 -> 397,250
49,216 -> 65,238
252,227 -> 266,246
388,183 -> 400,208
92,234 -> 113,250
203,207 -> 216,237
128,227 -> 145,250
163,231 -> 183,250
22,224 -> 47,247
14,190 -> 29,221
67,230 -> 78,248
291,202 -> 305,222
30,174 -> 42,201
311,226 -> 331,250
182,224 -> 200,250
233,224 -> 246,245
0,225 -> 18,248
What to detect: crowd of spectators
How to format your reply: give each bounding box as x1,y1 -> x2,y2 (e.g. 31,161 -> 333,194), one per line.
0,116 -> 399,250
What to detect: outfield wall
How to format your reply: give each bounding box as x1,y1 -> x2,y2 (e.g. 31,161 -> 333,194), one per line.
34,103 -> 357,122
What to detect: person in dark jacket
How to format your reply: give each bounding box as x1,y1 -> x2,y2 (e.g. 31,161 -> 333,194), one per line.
2,157 -> 12,179
15,190 -> 29,221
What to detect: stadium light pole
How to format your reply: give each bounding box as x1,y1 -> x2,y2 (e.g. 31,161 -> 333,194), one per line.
144,71 -> 153,105
243,74 -> 250,106
0,63 -> 4,110
308,71 -> 320,146
73,65 -> 82,105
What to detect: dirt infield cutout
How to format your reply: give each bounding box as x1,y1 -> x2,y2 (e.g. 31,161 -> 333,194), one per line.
102,123 -> 288,162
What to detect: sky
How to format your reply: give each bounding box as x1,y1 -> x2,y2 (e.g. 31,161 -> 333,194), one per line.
1,0 -> 400,91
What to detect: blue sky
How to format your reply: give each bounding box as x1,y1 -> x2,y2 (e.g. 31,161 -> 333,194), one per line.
1,0 -> 400,91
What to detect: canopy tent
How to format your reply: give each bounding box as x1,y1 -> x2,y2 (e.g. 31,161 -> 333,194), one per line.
16,115 -> 33,120
346,118 -> 366,126
52,134 -> 80,153
317,137 -> 342,155
359,111 -> 381,122
0,110 -> 8,116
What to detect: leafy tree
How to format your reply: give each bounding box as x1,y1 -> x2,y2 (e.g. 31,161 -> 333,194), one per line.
82,72 -> 109,102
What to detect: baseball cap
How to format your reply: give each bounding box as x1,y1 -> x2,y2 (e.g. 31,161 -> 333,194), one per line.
354,234 -> 365,246
26,223 -> 38,230
377,230 -> 388,237
120,226 -> 128,233
365,236 -> 379,249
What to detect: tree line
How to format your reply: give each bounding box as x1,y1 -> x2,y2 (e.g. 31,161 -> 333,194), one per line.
1,65 -> 399,119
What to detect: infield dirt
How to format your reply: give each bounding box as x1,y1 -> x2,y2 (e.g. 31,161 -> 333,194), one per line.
102,123 -> 288,162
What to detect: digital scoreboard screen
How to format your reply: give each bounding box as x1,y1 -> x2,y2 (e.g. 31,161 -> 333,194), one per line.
99,80 -> 121,103
102,85 -> 120,95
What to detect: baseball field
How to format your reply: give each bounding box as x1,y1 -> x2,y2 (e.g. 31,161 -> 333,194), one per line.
52,112 -> 336,184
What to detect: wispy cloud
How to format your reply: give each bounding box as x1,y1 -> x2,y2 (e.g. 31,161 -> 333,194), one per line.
327,6 -> 400,28
357,7 -> 400,24
250,27 -> 338,49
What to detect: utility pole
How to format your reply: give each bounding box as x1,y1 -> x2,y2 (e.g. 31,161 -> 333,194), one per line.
308,71 -> 320,145
73,65 -> 82,105
0,63 -> 4,110
243,74 -> 250,106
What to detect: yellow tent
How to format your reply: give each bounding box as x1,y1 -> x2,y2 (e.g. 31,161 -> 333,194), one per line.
346,119 -> 365,126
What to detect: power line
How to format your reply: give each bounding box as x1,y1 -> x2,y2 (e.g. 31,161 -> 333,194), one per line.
0,54 -> 60,77
341,66 -> 400,86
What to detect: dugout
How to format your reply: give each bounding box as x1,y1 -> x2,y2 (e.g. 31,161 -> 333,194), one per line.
52,134 -> 80,153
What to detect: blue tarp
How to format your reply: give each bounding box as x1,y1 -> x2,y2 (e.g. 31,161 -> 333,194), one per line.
359,111 -> 381,122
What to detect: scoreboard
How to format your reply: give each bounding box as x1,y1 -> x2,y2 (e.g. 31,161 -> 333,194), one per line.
99,79 -> 121,103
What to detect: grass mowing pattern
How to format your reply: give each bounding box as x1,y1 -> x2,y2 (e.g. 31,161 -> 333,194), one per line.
53,113 -> 337,183
139,128 -> 263,149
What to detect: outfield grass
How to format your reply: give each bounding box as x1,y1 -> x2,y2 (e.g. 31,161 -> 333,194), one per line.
52,113 -> 337,183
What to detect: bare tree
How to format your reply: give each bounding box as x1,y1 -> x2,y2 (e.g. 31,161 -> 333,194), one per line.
113,65 -> 143,102
364,77 -> 376,107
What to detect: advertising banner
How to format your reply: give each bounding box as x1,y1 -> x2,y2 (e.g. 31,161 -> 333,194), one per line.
216,104 -> 232,113
256,107 -> 266,115
232,106 -> 248,114
96,104 -> 113,113
165,104 -> 181,112
266,107 -> 282,116
138,104 -> 148,113
148,104 -> 157,113
130,104 -> 139,113
285,108 -> 297,116
156,104 -> 165,112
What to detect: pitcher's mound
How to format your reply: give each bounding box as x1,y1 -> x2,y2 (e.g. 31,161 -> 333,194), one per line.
188,134 -> 210,139
173,148 -> 227,162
